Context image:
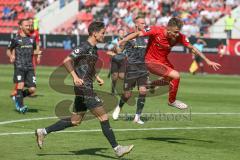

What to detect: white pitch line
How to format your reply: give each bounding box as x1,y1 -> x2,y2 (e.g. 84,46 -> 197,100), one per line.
120,112 -> 240,115
0,117 -> 57,125
0,126 -> 240,136
0,112 -> 240,125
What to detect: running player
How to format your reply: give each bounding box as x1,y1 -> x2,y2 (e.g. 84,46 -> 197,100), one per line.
112,16 -> 148,124
107,29 -> 126,95
118,17 -> 221,109
6,19 -> 37,113
35,22 -> 134,158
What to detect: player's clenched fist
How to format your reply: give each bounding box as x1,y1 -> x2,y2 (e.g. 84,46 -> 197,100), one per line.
73,76 -> 84,86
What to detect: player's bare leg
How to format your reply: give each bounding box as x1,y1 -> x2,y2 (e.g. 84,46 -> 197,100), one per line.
92,106 -> 134,157
10,84 -> 17,97
23,87 -> 36,98
167,70 -> 188,109
146,61 -> 187,109
111,72 -> 118,95
35,112 -> 85,149
148,77 -> 169,93
112,91 -> 131,120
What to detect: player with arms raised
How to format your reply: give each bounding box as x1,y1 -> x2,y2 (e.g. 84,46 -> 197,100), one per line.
119,17 -> 221,109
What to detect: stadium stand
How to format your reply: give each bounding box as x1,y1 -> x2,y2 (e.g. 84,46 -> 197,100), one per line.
0,0 -> 56,33
0,0 -> 239,36
53,0 -> 239,37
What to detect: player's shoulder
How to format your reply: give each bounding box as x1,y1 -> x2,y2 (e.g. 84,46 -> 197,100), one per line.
12,34 -> 21,40
144,25 -> 164,34
10,35 -> 22,44
178,32 -> 189,41
72,46 -> 85,55
72,42 -> 91,54
152,25 -> 164,29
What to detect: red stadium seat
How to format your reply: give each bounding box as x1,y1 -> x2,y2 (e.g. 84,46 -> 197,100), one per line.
17,12 -> 25,20
77,12 -> 93,21
15,6 -> 23,12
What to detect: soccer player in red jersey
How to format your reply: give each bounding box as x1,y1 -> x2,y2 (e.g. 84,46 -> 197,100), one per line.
119,17 -> 221,109
28,17 -> 42,67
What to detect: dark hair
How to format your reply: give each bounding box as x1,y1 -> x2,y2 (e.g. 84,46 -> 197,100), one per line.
167,17 -> 183,29
88,21 -> 105,36
18,19 -> 28,26
135,15 -> 145,21
118,28 -> 124,33
27,17 -> 34,21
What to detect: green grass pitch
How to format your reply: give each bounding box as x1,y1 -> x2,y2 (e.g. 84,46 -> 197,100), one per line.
0,64 -> 240,160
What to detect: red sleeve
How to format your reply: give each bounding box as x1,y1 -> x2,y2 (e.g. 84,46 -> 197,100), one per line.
178,33 -> 190,47
141,26 -> 159,37
34,30 -> 40,44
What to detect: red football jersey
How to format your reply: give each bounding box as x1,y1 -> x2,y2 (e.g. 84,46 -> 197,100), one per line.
29,30 -> 40,44
142,26 -> 190,62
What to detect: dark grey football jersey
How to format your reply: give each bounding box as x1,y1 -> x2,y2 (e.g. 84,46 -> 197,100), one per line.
69,41 -> 99,88
124,36 -> 148,65
124,35 -> 148,78
8,35 -> 36,69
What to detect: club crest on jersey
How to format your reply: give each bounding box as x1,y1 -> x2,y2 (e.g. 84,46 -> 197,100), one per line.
144,27 -> 151,32
144,39 -> 148,43
74,49 -> 80,53
30,39 -> 33,43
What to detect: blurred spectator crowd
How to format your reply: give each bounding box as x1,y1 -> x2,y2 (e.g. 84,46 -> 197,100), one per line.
0,0 -> 56,33
1,0 -> 239,37
59,0 -> 239,37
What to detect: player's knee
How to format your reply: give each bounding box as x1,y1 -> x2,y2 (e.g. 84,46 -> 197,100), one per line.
99,114 -> 109,122
29,87 -> 36,93
71,120 -> 81,126
118,73 -> 124,80
124,92 -> 132,99
111,73 -> 118,80
139,88 -> 147,95
172,71 -> 180,79
17,83 -> 24,89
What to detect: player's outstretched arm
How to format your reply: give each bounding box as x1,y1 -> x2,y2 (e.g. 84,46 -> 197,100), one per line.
106,51 -> 116,56
118,31 -> 142,46
63,56 -> 83,86
188,44 -> 221,71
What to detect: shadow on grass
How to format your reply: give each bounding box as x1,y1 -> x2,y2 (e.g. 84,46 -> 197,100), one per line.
37,147 -> 133,159
119,137 -> 214,145
27,94 -> 44,98
143,137 -> 215,144
27,109 -> 39,113
13,108 -> 46,114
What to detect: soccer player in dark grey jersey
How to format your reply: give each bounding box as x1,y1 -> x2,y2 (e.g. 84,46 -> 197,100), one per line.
6,19 -> 37,113
35,22 -> 133,158
107,29 -> 126,95
112,16 -> 148,124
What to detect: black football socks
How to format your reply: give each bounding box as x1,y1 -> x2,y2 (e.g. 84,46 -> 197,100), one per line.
45,118 -> 73,134
100,120 -> 118,148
